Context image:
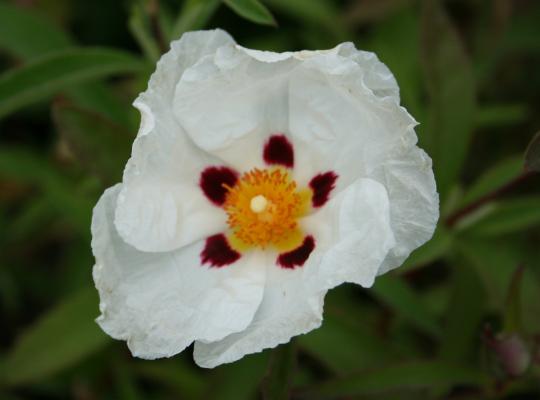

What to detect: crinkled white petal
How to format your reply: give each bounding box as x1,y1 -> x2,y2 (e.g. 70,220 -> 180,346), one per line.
285,46 -> 438,272
302,178 -> 395,289
116,29 -> 235,252
173,43 -> 299,171
92,185 -> 266,359
193,265 -> 326,368
288,50 -> 417,188
371,146 -> 439,274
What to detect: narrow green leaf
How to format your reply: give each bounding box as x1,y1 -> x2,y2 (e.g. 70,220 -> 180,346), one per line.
299,311 -> 396,373
0,147 -> 94,236
297,360 -> 487,398
171,0 -> 222,39
524,131 -> 540,172
475,104 -> 529,128
205,352 -> 270,400
134,359 -> 205,399
439,261 -> 486,363
224,0 -> 276,26
366,9 -> 423,118
460,156 -> 524,207
0,48 -> 144,119
421,0 -> 476,201
0,3 -> 136,131
462,197 -> 540,236
53,101 -> 134,184
457,237 -> 540,332
129,1 -> 161,62
0,287 -> 109,386
0,2 -> 73,61
400,227 -> 453,273
264,0 -> 338,27
372,276 -> 442,338
261,342 -> 296,400
265,0 -> 346,40
64,82 -> 137,131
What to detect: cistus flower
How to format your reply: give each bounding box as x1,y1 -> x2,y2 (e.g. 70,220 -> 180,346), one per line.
91,29 -> 439,368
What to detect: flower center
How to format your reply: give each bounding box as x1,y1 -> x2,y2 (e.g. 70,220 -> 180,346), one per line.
223,168 -> 310,250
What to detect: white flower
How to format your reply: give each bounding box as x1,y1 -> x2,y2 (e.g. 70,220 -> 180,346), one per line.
91,29 -> 439,368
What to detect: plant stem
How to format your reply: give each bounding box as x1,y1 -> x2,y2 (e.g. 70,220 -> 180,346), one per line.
445,170 -> 535,228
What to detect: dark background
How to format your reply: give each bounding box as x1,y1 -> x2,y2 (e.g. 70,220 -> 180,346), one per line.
0,0 -> 539,399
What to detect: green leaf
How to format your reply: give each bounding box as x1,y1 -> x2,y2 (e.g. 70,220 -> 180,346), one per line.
53,101 -> 134,184
224,0 -> 276,26
400,227 -> 453,273
439,261 -> 486,363
299,310 -> 396,373
0,47 -> 144,119
297,360 -> 487,398
372,275 -> 442,339
462,197 -> 540,236
421,0 -> 476,201
475,104 -> 529,129
129,1 -> 161,62
367,9 -> 423,119
264,0 -> 338,28
134,359 -> 205,399
0,2 -> 73,61
0,147 -> 95,236
524,131 -> 540,172
171,0 -> 222,39
64,82 -> 137,131
205,352 -> 270,400
457,237 -> 540,332
0,287 -> 109,387
261,342 -> 296,400
460,156 -> 524,207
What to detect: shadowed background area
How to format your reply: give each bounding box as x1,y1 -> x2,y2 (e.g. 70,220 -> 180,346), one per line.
1,0 -> 540,399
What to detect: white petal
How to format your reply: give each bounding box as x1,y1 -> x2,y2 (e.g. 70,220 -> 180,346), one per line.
302,178 -> 395,289
117,30 -> 235,252
288,49 -> 417,188
334,42 -> 400,102
173,43 -> 299,170
286,45 -> 438,273
371,147 -> 439,274
193,265 -> 326,368
92,185 -> 266,359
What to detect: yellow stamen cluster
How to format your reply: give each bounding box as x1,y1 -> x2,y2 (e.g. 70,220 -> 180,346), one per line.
223,168 -> 310,250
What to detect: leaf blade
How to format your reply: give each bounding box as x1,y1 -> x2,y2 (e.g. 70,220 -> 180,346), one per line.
0,287 -> 109,387
421,0 -> 476,201
0,48 -> 145,119
224,0 -> 276,26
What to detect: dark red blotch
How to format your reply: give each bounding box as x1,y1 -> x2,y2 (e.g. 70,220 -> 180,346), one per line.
201,234 -> 241,268
277,235 -> 315,269
263,134 -> 294,168
309,172 -> 338,207
200,166 -> 238,206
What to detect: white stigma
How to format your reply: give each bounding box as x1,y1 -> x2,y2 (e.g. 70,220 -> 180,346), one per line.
250,195 -> 268,213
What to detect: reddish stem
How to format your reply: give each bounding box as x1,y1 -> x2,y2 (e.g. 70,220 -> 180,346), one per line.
445,170 -> 535,228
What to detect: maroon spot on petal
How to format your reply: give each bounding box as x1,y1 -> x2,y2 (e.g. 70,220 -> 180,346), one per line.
263,134 -> 294,168
309,171 -> 338,207
200,166 -> 238,206
277,235 -> 315,269
201,234 -> 241,268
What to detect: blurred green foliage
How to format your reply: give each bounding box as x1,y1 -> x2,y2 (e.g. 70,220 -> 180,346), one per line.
0,0 -> 539,399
